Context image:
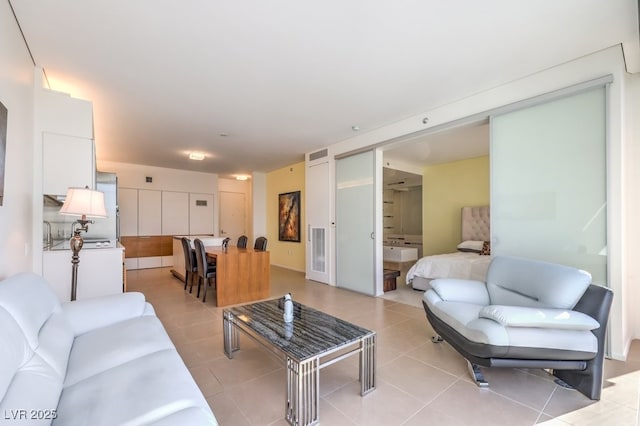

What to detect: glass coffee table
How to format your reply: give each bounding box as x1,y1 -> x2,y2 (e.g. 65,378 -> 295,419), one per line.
223,298 -> 376,426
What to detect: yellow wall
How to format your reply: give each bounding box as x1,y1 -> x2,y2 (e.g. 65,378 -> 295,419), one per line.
423,156 -> 490,255
266,161 -> 306,272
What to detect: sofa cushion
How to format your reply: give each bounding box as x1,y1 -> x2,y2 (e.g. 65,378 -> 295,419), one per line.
1,353 -> 64,425
0,273 -> 61,348
55,349 -> 216,426
425,292 -> 598,357
486,256 -> 591,309
0,307 -> 33,404
430,279 -> 490,305
36,312 -> 74,379
64,315 -> 175,387
479,305 -> 600,331
62,292 -> 151,336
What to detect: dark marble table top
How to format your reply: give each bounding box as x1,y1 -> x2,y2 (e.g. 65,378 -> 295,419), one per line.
225,298 -> 375,361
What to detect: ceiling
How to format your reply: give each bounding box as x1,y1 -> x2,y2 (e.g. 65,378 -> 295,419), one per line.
9,1 -> 639,178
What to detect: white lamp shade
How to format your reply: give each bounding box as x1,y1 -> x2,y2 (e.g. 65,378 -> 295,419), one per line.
60,187 -> 107,218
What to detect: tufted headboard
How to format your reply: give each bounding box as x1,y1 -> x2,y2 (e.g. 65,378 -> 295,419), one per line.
461,206 -> 490,242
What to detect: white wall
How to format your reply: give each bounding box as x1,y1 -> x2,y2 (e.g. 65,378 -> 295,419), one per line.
0,2 -> 36,278
252,172 -> 267,241
316,45 -> 635,359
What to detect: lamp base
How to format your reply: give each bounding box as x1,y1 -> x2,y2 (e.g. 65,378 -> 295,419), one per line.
69,220 -> 89,301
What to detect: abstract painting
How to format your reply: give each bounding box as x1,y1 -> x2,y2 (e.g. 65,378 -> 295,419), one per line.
278,191 -> 300,242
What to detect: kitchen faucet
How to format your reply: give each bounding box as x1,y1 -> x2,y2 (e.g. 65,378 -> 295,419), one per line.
43,221 -> 52,248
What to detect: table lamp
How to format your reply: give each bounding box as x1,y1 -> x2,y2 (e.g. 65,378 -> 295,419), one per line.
59,186 -> 107,301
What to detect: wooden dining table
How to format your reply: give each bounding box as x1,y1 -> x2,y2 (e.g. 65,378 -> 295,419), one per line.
205,246 -> 270,307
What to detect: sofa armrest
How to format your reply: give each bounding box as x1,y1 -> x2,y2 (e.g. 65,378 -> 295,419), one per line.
479,305 -> 600,330
430,279 -> 490,305
61,292 -> 151,336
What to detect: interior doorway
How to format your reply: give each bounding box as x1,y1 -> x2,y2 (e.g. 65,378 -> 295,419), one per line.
219,191 -> 246,243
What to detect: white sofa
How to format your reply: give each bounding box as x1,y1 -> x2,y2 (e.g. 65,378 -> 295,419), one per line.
0,272 -> 217,425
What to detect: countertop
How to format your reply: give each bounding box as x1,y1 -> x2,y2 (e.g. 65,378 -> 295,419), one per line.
44,239 -> 123,251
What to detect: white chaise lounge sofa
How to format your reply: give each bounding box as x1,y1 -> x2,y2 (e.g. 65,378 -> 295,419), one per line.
0,272 -> 217,425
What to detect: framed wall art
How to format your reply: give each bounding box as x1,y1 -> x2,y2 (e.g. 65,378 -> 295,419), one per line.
278,191 -> 300,242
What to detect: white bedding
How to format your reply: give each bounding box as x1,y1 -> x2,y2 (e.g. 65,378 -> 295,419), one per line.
406,252 -> 491,285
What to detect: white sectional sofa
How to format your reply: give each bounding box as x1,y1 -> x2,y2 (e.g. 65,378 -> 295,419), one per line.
0,272 -> 217,425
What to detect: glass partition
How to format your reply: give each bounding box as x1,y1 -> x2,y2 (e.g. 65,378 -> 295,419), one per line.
491,86 -> 607,285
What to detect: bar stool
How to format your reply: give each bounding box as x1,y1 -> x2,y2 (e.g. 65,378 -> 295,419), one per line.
193,238 -> 216,303
237,235 -> 248,249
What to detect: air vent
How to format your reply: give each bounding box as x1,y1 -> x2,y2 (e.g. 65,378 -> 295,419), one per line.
195,200 -> 207,206
309,149 -> 328,161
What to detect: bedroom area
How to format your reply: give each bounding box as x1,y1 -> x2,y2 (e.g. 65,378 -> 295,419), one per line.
380,120 -> 490,307
379,81 -> 609,320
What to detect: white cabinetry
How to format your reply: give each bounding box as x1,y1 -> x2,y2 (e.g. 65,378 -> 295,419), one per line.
42,132 -> 95,194
162,191 -> 190,235
118,188 -> 139,237
138,190 -> 162,236
189,193 -> 214,235
120,189 -> 212,270
42,247 -> 124,303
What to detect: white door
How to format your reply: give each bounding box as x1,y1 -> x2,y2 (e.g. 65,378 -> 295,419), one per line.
219,191 -> 246,243
336,151 -> 376,295
306,162 -> 330,283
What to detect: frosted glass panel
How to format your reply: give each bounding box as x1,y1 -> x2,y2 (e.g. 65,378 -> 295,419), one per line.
336,151 -> 375,295
491,87 -> 607,285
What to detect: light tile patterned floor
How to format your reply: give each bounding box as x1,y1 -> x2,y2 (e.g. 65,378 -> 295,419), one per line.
127,266 -> 640,426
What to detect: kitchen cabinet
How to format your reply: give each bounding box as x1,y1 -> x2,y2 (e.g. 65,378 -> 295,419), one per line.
119,188 -> 213,270
162,191 -> 189,235
42,246 -> 124,302
42,132 -> 95,194
119,188 -> 138,237
38,89 -> 94,139
138,189 -> 162,236
189,193 -> 214,235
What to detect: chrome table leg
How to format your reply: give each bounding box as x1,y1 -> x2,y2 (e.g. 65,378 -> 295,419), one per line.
359,333 -> 376,395
223,311 -> 239,358
286,356 -> 319,426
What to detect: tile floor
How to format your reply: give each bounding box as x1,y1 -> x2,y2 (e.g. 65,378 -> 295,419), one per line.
127,266 -> 640,426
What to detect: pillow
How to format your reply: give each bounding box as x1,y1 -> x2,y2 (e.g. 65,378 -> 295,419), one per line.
480,241 -> 491,256
479,305 -> 600,330
457,240 -> 484,253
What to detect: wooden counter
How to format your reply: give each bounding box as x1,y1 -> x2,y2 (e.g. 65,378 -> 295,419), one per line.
205,246 -> 270,307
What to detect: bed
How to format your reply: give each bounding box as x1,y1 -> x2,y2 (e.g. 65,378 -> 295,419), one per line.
407,206 -> 491,291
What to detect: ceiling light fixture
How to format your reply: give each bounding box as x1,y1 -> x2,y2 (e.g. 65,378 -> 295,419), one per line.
235,175 -> 249,181
189,152 -> 205,160
351,125 -> 360,131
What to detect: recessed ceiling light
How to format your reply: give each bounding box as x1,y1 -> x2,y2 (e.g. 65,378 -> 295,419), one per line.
220,133 -> 229,137
189,152 -> 205,160
235,175 -> 249,181
352,125 -> 360,131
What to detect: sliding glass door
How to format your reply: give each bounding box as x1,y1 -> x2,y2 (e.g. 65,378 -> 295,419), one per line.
336,151 -> 375,295
491,86 -> 607,286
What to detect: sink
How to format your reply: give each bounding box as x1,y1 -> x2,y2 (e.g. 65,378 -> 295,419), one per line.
383,246 -> 418,262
